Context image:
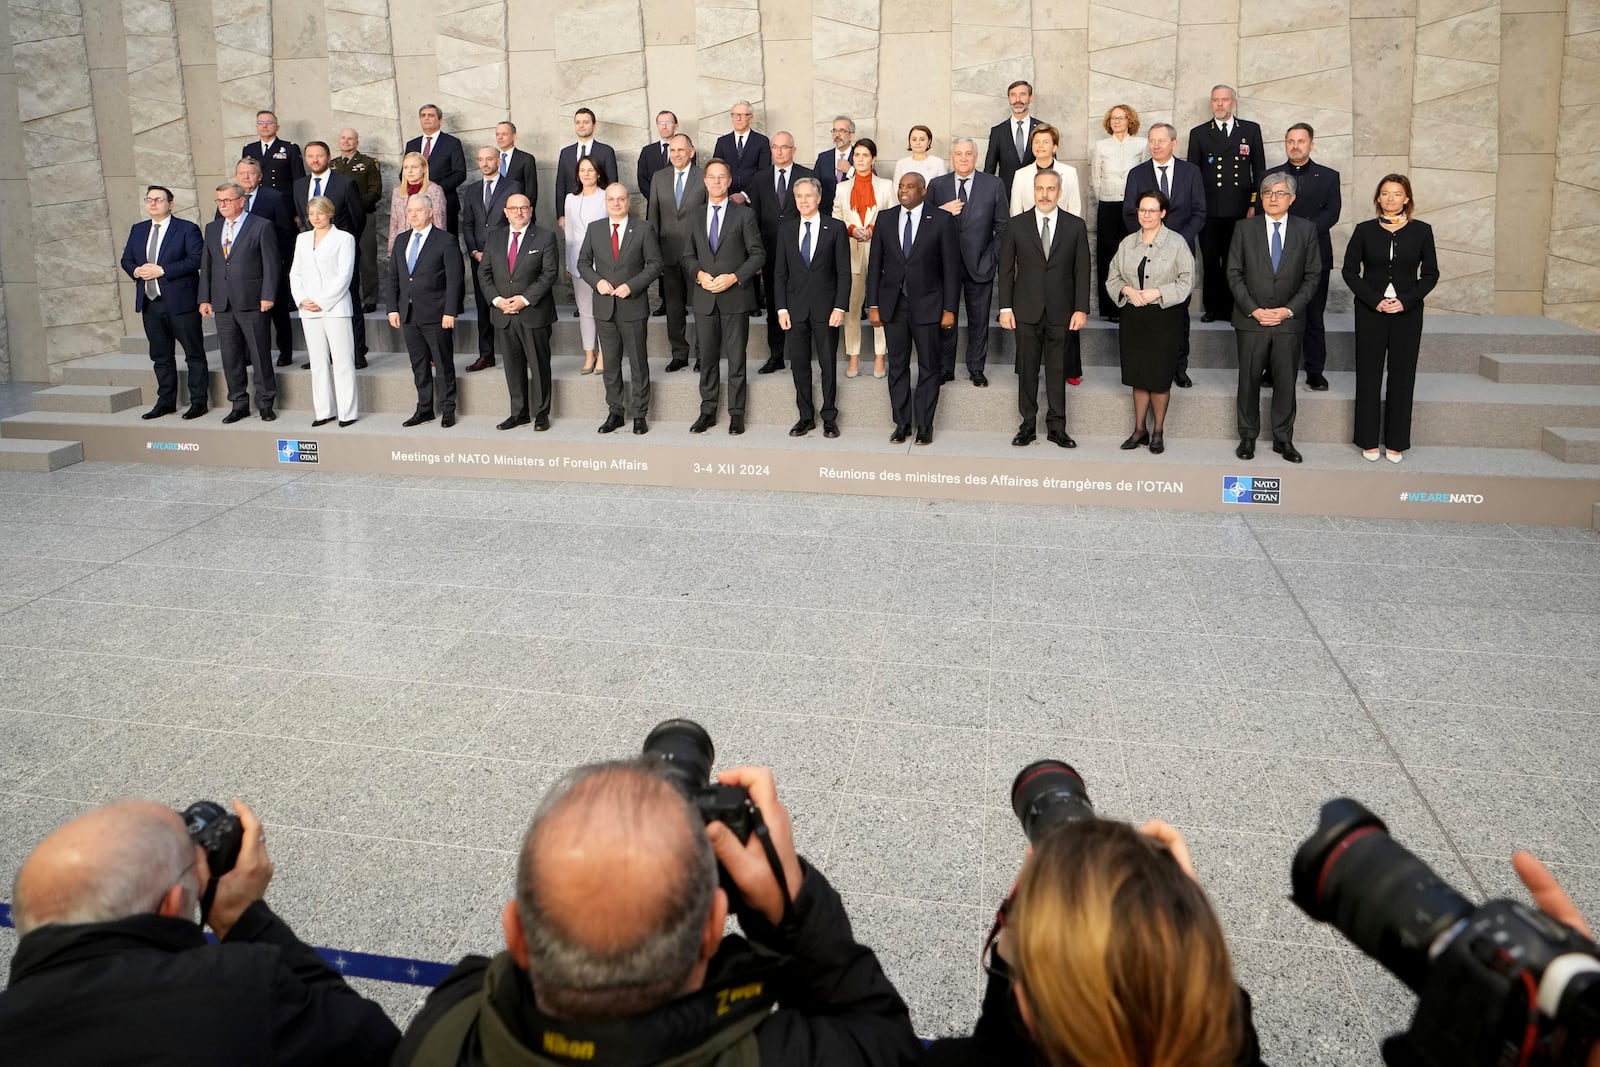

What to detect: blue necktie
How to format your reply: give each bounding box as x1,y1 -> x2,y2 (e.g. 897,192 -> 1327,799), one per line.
802,220 -> 812,264
675,170 -> 684,208
500,152 -> 508,177
1270,221 -> 1282,273
709,205 -> 721,254
407,231 -> 421,273
902,211 -> 912,257
312,177 -> 321,198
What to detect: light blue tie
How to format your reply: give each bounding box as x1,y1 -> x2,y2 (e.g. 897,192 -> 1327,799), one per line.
500,152 -> 508,177
407,231 -> 421,274
1270,221 -> 1282,273
675,170 -> 685,208
802,220 -> 812,265
312,177 -> 321,198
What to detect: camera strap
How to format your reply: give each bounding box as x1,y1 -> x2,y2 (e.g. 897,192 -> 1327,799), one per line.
198,875 -> 220,928
744,805 -> 797,931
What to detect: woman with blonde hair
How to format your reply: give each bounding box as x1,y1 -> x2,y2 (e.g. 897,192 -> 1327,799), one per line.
289,195 -> 358,427
387,151 -> 446,246
925,818 -> 1262,1067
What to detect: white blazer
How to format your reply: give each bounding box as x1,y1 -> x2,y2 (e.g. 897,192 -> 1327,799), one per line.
1009,162 -> 1083,219
831,172 -> 896,274
289,227 -> 355,318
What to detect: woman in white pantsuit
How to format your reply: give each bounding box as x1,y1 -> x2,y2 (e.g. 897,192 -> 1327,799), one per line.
290,195 -> 358,426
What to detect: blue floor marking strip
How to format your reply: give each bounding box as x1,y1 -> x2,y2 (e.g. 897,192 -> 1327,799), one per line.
1,900 -> 451,987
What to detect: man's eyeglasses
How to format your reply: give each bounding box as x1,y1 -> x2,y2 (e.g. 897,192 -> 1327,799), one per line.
1262,189 -> 1292,199
144,197 -> 169,204
215,195 -> 241,204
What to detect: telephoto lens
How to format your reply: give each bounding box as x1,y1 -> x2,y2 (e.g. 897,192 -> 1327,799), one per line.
642,718 -> 716,794
1290,797 -> 1474,994
182,800 -> 243,880
1011,760 -> 1095,844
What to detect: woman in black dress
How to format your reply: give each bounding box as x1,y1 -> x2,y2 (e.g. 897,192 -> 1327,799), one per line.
1104,191 -> 1194,454
1343,174 -> 1439,463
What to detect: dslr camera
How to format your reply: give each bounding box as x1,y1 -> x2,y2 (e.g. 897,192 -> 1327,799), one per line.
1011,759 -> 1096,843
182,800 -> 242,879
1293,798 -> 1600,1067
642,719 -> 759,843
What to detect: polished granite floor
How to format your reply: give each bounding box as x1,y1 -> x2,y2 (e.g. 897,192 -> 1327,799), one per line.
0,446 -> 1597,1064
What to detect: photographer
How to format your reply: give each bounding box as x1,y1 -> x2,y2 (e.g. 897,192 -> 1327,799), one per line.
394,759 -> 920,1067
0,798 -> 399,1064
925,818 -> 1263,1067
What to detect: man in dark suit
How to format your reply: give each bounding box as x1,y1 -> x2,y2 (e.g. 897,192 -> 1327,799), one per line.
713,101 -> 769,205
1226,174 -> 1322,464
231,158 -> 297,369
997,171 -> 1090,449
983,80 -> 1044,201
866,173 -> 960,445
645,134 -> 706,372
121,185 -> 208,420
578,182 -> 663,435
929,137 -> 1008,388
460,145 -> 523,373
293,141 -> 369,369
638,110 -> 679,316
240,110 -> 304,195
1265,122 -> 1341,391
684,159 -> 764,435
1188,85 -> 1266,323
814,115 -> 855,217
555,108 -> 619,225
199,181 -> 279,423
773,177 -> 850,438
493,122 -> 539,218
1123,123 -> 1206,387
479,193 -> 558,431
384,193 -> 464,428
748,131 -> 816,373
405,103 -> 468,238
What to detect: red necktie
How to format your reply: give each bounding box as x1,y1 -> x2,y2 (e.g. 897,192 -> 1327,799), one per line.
611,223 -> 620,261
423,136 -> 432,159
508,229 -> 520,274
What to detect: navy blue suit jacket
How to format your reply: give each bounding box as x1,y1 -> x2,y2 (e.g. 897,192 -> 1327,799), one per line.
813,147 -> 853,216
121,216 -> 203,313
384,226 -> 464,324
221,186 -> 296,266
200,212 -> 280,311
1122,158 -> 1206,244
865,204 -> 961,324
556,142 -> 620,204
712,130 -> 770,197
925,170 -> 1009,284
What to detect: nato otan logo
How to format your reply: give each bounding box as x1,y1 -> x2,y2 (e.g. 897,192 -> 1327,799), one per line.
1222,476 -> 1280,505
277,439 -> 318,464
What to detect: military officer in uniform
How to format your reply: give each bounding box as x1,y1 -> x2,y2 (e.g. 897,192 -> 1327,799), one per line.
330,128 -> 384,313
1187,85 -> 1265,323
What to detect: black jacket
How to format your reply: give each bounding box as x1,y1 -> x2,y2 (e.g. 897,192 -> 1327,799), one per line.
0,900 -> 399,1066
1342,218 -> 1440,314
393,863 -> 920,1067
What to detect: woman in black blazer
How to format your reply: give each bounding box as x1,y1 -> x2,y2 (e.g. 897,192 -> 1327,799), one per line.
1342,174 -> 1439,463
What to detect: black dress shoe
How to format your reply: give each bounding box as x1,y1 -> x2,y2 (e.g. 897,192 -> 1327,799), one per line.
1236,439 -> 1255,460
693,359 -> 701,371
1261,372 -> 1274,388
140,405 -> 175,420
338,418 -> 357,427
1174,370 -> 1193,388
1149,431 -> 1165,455
1012,429 -> 1036,447
275,355 -> 292,367
652,306 -> 666,317
1306,372 -> 1329,391
823,420 -> 839,438
497,414 -> 529,431
941,371 -> 955,384
889,424 -> 910,443
690,414 -> 715,433
221,409 -> 249,423
181,405 -> 206,420
259,409 -> 277,422
1201,313 -> 1217,323
441,412 -> 456,428
758,358 -> 785,374
403,411 -> 434,427
534,416 -> 550,431
599,414 -> 625,433
789,419 -> 814,437
1047,430 -> 1076,448
729,416 -> 745,435
1106,312 -> 1121,323
354,355 -> 368,369
915,428 -> 933,446
633,418 -> 648,434
1120,430 -> 1149,450
665,358 -> 688,372
312,416 -> 335,428
1275,440 -> 1303,463
362,302 -> 377,314
972,372 -> 988,387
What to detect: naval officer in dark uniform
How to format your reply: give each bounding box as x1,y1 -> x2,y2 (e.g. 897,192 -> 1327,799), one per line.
1187,85 -> 1265,323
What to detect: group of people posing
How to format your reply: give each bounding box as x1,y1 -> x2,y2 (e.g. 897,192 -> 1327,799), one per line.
119,85 -> 1438,458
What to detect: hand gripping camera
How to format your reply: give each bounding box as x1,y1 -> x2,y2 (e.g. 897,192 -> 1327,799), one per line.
1292,798 -> 1600,1067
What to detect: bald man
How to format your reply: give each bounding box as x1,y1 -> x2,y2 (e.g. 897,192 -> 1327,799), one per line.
0,799 -> 399,1064
394,760 -> 920,1066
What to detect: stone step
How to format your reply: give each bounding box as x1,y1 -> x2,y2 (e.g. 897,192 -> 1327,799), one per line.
31,384 -> 144,414
0,437 -> 83,472
1480,352 -> 1600,385
1542,426 -> 1600,464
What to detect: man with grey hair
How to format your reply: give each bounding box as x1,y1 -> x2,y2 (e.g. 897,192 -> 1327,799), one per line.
393,760 -> 919,1066
929,136 -> 1008,386
1189,84 -> 1266,323
0,799 -> 398,1063
814,114 -> 856,215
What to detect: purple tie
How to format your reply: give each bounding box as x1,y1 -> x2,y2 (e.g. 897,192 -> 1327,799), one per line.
709,205 -> 721,254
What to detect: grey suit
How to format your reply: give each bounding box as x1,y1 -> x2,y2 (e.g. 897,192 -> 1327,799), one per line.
1226,212 -> 1322,444
646,164 -> 708,362
683,200 -> 764,419
926,169 -> 1008,377
200,212 -> 280,414
578,217 -> 663,420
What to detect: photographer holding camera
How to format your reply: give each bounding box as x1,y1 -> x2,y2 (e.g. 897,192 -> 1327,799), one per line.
0,797 -> 400,1063
394,740 -> 920,1067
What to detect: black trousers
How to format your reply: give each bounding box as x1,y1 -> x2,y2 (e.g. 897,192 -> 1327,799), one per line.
697,311 -> 749,416
1301,267 -> 1331,376
348,251 -> 367,359
270,270 -> 294,362
470,262 -> 497,360
215,308 -> 276,413
141,298 -> 208,408
401,321 -> 457,415
598,316 -> 651,418
883,303 -> 944,430
1353,304 -> 1423,452
786,319 -> 839,423
941,276 -> 994,377
500,321 -> 552,419
1199,215 -> 1242,320
1236,327 -> 1301,443
1094,200 -> 1126,318
762,260 -> 786,358
661,262 -> 692,361
1015,320 -> 1077,434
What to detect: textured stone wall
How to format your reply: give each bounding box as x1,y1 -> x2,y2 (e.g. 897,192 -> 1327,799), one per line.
213,0 -> 272,162
1547,0 -> 1600,330
328,0 -> 401,241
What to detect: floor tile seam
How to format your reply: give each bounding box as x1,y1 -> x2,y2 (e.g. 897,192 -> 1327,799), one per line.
833,888 -> 989,912
1236,521 -> 1493,901
247,821 -> 520,856
1319,638 -> 1593,663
